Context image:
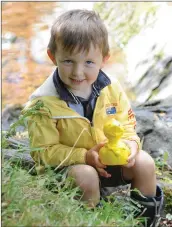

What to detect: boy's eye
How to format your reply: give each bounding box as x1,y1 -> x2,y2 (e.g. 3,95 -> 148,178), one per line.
86,61 -> 94,65
63,60 -> 72,64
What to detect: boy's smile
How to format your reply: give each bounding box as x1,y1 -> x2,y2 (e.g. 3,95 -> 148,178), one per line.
70,78 -> 86,85
52,44 -> 107,99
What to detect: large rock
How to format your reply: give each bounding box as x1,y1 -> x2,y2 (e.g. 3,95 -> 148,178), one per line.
2,104 -> 24,132
131,46 -> 172,104
133,96 -> 172,167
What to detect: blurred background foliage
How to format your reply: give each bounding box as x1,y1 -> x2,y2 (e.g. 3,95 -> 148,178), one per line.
94,2 -> 158,49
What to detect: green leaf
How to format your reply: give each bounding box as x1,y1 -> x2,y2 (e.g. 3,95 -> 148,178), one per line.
163,151 -> 169,162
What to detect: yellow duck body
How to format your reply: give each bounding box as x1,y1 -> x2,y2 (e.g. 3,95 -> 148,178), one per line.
99,119 -> 131,165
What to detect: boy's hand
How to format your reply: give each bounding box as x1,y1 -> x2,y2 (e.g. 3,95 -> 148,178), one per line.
86,143 -> 111,178
122,140 -> 139,168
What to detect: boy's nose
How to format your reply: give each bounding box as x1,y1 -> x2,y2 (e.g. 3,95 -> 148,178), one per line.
72,64 -> 84,78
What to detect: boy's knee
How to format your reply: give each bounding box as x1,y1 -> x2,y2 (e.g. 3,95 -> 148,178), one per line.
134,150 -> 156,173
68,164 -> 99,191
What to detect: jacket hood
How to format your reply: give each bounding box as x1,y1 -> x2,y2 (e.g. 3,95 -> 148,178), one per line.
29,72 -> 59,101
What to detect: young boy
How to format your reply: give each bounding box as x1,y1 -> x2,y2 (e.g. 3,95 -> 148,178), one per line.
23,9 -> 163,227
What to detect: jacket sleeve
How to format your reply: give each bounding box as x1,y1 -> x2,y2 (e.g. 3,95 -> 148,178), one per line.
27,113 -> 87,172
113,80 -> 141,151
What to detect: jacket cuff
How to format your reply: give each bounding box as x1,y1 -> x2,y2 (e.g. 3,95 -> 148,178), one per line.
73,148 -> 87,164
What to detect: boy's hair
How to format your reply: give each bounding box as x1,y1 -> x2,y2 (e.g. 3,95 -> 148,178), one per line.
48,9 -> 109,57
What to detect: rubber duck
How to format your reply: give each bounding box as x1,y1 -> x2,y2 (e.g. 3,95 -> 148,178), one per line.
99,119 -> 131,165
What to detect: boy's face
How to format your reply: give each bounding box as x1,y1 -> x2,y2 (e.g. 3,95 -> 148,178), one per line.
49,44 -> 108,98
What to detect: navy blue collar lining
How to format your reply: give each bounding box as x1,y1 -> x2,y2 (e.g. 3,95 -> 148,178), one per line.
53,68 -> 111,104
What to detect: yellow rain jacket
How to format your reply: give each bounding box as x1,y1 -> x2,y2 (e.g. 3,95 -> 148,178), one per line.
22,71 -> 140,173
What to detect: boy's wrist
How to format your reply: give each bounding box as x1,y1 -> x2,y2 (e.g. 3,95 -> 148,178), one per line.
85,150 -> 95,166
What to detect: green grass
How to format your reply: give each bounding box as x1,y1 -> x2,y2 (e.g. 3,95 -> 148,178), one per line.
2,159 -> 142,227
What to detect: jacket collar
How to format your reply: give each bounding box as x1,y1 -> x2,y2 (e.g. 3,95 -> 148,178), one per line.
53,68 -> 111,104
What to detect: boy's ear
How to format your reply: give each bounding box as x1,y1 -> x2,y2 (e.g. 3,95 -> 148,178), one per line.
101,54 -> 110,68
47,49 -> 57,65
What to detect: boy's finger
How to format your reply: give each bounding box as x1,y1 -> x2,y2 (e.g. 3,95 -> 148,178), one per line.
95,156 -> 106,168
125,159 -> 135,168
97,168 -> 111,178
96,162 -> 106,169
128,154 -> 134,162
128,150 -> 137,162
93,142 -> 106,152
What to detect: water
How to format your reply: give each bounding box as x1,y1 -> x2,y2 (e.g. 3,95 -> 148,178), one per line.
2,2 -> 61,107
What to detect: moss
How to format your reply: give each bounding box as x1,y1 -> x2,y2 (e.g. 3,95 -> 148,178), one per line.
164,187 -> 172,214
